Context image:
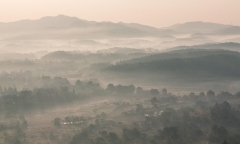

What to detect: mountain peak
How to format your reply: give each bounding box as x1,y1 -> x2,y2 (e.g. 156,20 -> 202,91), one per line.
168,21 -> 231,33
39,15 -> 80,21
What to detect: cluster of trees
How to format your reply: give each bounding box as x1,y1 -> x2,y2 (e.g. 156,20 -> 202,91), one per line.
4,75 -> 240,116
0,72 -> 71,90
118,49 -> 240,65
147,100 -> 240,144
106,84 -> 135,95
0,114 -> 28,144
42,51 -> 148,63
2,74 -> 240,144
106,83 -> 169,97
104,54 -> 240,82
0,87 -> 77,113
70,126 -> 147,144
69,100 -> 240,144
0,78 -> 105,114
150,90 -> 228,108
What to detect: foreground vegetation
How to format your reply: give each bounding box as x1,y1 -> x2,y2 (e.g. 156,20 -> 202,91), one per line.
0,75 -> 240,144
1,47 -> 240,144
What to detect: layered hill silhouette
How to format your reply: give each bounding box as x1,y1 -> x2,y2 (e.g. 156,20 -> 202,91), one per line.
1,15 -> 240,41
41,50 -> 148,63
103,49 -> 240,83
0,15 -> 158,40
166,42 -> 240,52
214,26 -> 240,35
118,43 -> 240,64
168,21 -> 231,33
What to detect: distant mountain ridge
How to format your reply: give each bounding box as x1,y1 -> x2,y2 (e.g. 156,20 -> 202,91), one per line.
168,21 -> 232,33
118,48 -> 240,64
215,26 -> 240,35
41,50 -> 148,63
0,15 -> 158,39
119,22 -> 161,32
104,53 -> 240,83
1,15 -> 240,40
0,15 -> 91,33
97,47 -> 146,54
166,42 -> 240,52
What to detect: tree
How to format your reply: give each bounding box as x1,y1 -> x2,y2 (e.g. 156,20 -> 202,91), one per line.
160,126 -> 180,141
108,132 -> 121,144
127,85 -> 135,94
150,89 -> 159,96
136,87 -> 143,95
53,77 -> 70,87
95,119 -> 100,127
65,117 -> 71,123
162,88 -> 167,95
75,80 -> 82,86
151,97 -> 157,105
210,125 -> 228,143
210,101 -> 235,124
106,84 -> 115,94
54,118 -> 61,127
70,131 -> 92,144
122,128 -> 141,142
22,119 -> 28,129
217,92 -> 233,100
136,104 -> 145,114
235,92 -> 240,98
207,90 -> 215,99
100,131 -> 108,138
199,92 -> 205,98
95,137 -> 108,144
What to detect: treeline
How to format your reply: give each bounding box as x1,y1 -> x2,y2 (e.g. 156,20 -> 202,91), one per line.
68,85 -> 240,144
0,112 -> 28,144
42,51 -> 148,63
118,49 -> 240,64
0,60 -> 85,72
69,100 -> 240,144
0,87 -> 77,113
105,54 -> 240,79
0,72 -> 71,90
0,77 -> 104,113
1,75 -> 240,143
70,126 -> 232,144
3,76 -> 240,114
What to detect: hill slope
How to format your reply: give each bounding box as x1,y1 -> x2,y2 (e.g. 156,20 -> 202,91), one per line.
103,54 -> 240,84
119,48 -> 240,64
168,21 -> 231,33
166,42 -> 240,52
214,26 -> 240,35
0,15 -> 160,39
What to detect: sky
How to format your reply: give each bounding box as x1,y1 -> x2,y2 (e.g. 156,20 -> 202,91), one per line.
1,0 -> 240,28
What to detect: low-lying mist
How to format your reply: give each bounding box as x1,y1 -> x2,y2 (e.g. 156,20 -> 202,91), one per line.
1,15 -> 240,144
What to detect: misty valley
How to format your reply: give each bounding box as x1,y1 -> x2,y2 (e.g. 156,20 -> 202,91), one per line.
1,15 -> 240,144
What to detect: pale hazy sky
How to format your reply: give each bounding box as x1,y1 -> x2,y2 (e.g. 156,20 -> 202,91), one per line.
1,0 -> 240,27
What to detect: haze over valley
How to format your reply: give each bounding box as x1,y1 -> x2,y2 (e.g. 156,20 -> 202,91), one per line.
1,1 -> 240,144
1,15 -> 240,53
